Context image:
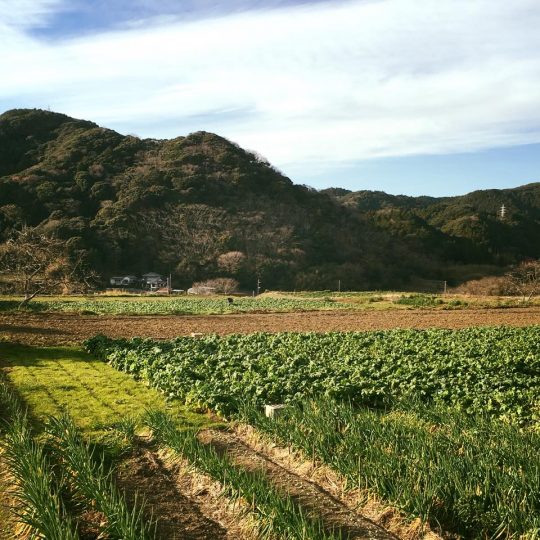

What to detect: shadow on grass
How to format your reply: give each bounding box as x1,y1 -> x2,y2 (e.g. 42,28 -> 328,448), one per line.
0,370 -> 43,434
0,300 -> 47,313
0,341 -> 92,366
0,342 -> 101,435
0,324 -> 65,336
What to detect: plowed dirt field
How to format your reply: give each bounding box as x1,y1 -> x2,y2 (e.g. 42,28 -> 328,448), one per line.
2,307 -> 540,345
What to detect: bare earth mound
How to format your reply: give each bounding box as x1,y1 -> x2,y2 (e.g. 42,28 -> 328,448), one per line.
1,307 -> 540,345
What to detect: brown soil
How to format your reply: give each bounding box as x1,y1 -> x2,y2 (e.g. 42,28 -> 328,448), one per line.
115,442 -> 253,540
199,428 -> 397,540
1,307 -> 540,345
0,450 -> 18,540
75,509 -> 108,540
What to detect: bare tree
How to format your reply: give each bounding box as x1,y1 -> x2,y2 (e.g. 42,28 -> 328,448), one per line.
0,227 -> 96,307
140,204 -> 230,277
217,251 -> 246,274
192,278 -> 239,294
504,260 -> 540,301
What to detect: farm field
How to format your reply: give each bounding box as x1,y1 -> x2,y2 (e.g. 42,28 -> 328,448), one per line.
1,302 -> 540,539
1,305 -> 540,345
0,343 -> 235,540
86,327 -> 540,422
86,327 -> 540,538
0,341 -> 403,540
0,295 -> 356,315
0,292 -> 537,317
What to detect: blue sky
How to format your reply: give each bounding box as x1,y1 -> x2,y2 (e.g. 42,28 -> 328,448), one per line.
1,0 -> 540,197
28,0 -> 342,39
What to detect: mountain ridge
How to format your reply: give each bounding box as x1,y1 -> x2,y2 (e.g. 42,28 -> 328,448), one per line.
1,108 -> 538,290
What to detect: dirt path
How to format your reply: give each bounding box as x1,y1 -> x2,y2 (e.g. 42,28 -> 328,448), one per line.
199,429 -> 397,540
115,443 -> 251,540
1,307 -> 540,345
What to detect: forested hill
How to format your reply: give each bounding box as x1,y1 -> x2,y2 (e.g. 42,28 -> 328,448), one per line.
0,108 -> 538,290
324,183 -> 540,266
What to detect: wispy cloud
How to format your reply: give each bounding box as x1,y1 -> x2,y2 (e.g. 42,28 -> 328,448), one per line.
2,0 -> 540,178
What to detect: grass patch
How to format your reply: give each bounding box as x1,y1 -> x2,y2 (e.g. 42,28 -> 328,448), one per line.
0,342 -> 216,439
394,294 -> 443,307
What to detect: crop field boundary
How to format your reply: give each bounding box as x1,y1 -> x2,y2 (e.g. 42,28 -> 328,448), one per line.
2,307 -> 540,346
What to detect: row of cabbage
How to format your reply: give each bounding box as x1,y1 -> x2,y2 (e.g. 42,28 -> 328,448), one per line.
86,326 -> 540,424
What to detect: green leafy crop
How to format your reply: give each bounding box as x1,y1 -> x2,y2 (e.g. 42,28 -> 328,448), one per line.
86,326 -> 540,424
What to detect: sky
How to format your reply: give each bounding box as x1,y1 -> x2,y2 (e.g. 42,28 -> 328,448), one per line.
1,0 -> 540,197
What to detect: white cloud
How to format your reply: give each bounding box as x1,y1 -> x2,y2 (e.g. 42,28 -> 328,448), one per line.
0,0 -> 64,27
2,0 -> 540,173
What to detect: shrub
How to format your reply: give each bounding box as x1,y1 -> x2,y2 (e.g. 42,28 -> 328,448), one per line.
191,278 -> 239,294
395,294 -> 442,307
452,276 -> 507,296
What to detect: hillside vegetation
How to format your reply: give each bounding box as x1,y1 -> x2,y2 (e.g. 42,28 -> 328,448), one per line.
1,108 -> 539,290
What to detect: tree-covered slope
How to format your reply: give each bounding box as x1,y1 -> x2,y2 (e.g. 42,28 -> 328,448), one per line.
337,182 -> 540,266
0,108 -> 538,290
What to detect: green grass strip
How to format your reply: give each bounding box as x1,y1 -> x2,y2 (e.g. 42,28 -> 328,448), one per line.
240,399 -> 540,540
0,296 -> 351,315
146,409 -> 342,540
0,342 -> 213,439
46,413 -> 156,540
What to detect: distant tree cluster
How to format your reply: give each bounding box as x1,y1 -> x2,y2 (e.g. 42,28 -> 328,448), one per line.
191,278 -> 239,294
453,260 -> 540,300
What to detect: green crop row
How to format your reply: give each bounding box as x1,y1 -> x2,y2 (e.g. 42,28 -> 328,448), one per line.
86,326 -> 540,424
0,378 -> 79,540
241,399 -> 540,539
46,413 -> 156,540
2,415 -> 80,540
0,296 -> 352,315
0,376 -> 155,540
146,409 -> 341,540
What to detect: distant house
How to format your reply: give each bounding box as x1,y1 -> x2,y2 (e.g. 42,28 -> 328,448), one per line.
142,272 -> 167,291
110,275 -> 138,287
